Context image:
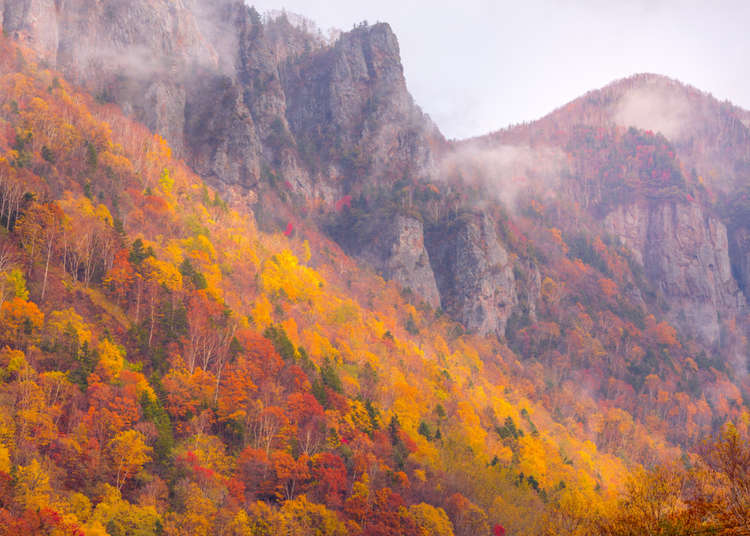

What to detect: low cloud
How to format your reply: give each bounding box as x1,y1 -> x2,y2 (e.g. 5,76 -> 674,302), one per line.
438,143 -> 566,209
613,84 -> 692,141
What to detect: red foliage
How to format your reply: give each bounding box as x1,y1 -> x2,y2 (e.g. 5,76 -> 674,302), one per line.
237,447 -> 275,501
311,452 -> 347,507
0,507 -> 84,536
345,487 -> 420,536
335,195 -> 352,211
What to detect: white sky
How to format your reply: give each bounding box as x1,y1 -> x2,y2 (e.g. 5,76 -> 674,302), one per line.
247,1 -> 750,140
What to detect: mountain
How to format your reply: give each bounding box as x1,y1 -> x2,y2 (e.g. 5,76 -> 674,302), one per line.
465,74 -> 750,346
0,2 -> 749,535
488,73 -> 750,194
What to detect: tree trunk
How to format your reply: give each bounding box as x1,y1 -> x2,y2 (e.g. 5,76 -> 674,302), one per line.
41,240 -> 52,301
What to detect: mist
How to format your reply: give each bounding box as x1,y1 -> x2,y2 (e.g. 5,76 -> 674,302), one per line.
438,143 -> 566,210
613,84 -> 693,141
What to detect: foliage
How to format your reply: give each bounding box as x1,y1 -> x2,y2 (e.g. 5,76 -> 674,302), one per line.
0,33 -> 744,536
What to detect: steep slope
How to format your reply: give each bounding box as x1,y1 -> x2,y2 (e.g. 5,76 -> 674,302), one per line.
0,9 -> 749,536
0,0 -> 442,193
489,73 -> 750,195
0,0 -> 459,314
604,200 -> 743,343
0,36 -> 640,536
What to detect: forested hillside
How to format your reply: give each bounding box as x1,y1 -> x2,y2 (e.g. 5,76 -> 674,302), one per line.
0,6 -> 749,536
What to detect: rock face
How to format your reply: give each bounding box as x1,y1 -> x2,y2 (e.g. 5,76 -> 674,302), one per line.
730,226 -> 750,297
0,0 -> 441,197
21,0 -> 748,346
427,213 -> 518,336
352,214 -> 440,308
0,0 -> 458,312
606,201 -> 745,343
280,23 -> 439,196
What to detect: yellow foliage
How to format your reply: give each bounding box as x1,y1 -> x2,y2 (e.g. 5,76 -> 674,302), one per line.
68,492 -> 93,523
366,316 -> 388,339
177,433 -> 233,476
347,399 -> 373,434
108,430 -> 152,490
278,495 -> 348,536
0,442 -> 10,473
281,317 -> 300,346
252,295 -> 274,329
143,257 -> 183,292
261,250 -> 323,302
306,329 -> 339,362
48,308 -> 93,346
90,484 -> 162,535
16,458 -> 52,509
518,435 -> 548,486
1,346 -> 29,375
301,239 -> 312,263
409,503 -> 455,536
97,339 -> 125,381
457,401 -> 487,454
342,374 -> 359,395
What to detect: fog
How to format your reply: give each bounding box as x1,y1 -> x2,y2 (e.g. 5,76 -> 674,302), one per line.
613,84 -> 693,141
438,143 -> 566,209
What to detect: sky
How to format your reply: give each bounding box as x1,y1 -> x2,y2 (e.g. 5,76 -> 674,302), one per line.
247,1 -> 750,140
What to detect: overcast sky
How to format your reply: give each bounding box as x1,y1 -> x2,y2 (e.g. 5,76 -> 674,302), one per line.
247,1 -> 750,140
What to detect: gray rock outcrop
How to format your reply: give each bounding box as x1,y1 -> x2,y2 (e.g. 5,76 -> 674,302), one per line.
605,201 -> 745,343
427,213 -> 518,336
354,214 -> 440,308
729,226 -> 750,297
0,0 -> 442,195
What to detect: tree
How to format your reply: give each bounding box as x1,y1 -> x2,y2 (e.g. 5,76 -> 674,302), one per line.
271,450 -> 310,500
0,297 -> 43,347
445,493 -> 490,536
104,249 -> 135,305
699,424 -> 750,533
311,452 -> 347,507
344,486 -> 420,536
185,291 -> 235,385
0,267 -> 28,308
141,256 -> 182,347
108,430 -> 152,491
16,202 -> 63,300
237,447 -> 274,501
409,503 -> 455,536
14,459 -> 52,509
277,495 -> 348,536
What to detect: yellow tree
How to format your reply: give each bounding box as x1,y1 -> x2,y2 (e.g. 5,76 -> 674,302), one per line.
16,202 -> 63,300
409,503 -> 455,536
15,458 -> 52,509
142,256 -> 182,347
108,429 -> 152,490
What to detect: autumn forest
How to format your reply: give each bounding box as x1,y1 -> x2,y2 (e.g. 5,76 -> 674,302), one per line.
0,4 -> 749,536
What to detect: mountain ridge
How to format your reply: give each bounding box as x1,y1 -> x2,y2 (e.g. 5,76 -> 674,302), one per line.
3,0 -> 749,346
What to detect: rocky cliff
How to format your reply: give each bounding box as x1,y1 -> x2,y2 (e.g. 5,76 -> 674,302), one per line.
482,74 -> 750,345
5,0 -> 748,347
0,0 -> 441,197
730,226 -> 750,296
426,213 -> 518,336
605,201 -> 745,344
0,0 -> 470,322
